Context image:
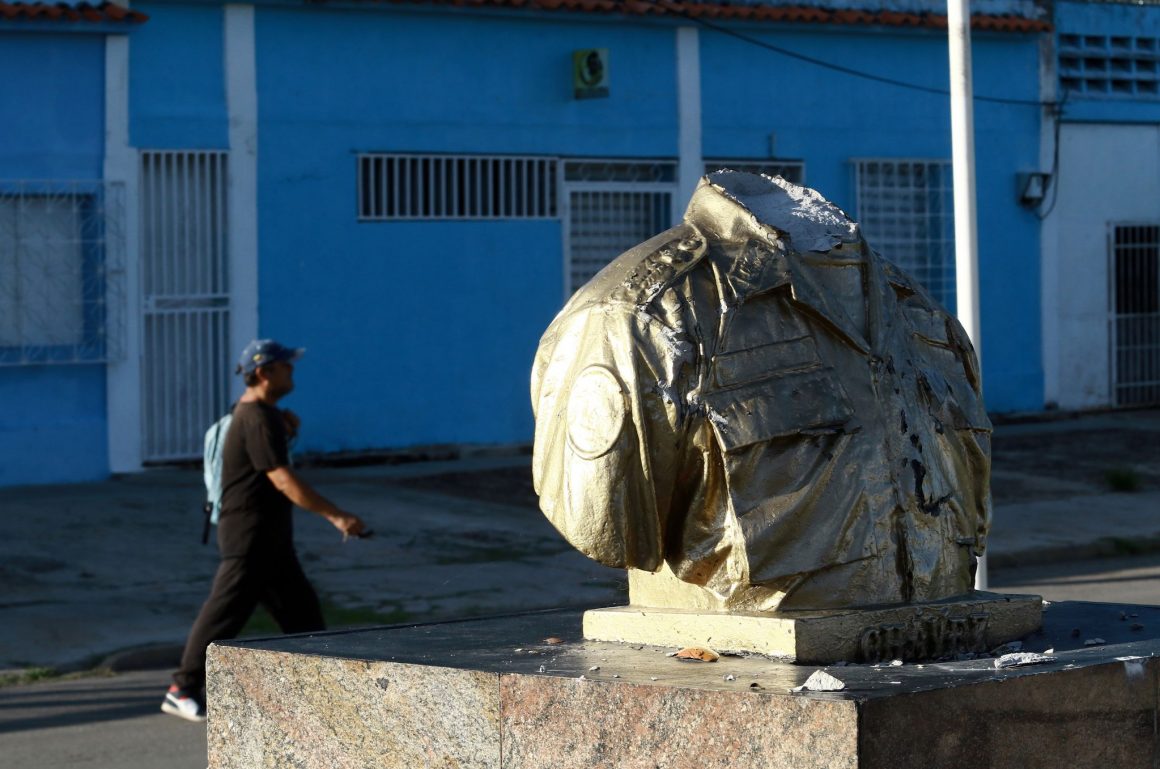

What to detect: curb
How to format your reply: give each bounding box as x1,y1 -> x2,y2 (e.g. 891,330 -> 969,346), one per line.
99,643 -> 184,673
989,534 -> 1160,571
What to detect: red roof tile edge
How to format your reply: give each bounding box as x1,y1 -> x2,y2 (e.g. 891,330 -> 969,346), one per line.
0,2 -> 148,24
380,0 -> 1052,33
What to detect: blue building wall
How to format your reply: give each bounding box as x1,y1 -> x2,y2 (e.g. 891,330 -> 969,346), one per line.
253,7 -> 681,452
0,32 -> 110,486
130,2 -> 228,148
704,24 -> 1044,411
251,6 -> 1044,455
1,1 -> 1054,485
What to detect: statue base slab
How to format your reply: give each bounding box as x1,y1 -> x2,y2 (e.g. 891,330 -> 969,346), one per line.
208,602 -> 1160,769
583,590 -> 1043,664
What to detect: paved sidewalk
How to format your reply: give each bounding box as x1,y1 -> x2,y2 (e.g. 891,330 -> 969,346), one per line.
1,408 -> 1157,675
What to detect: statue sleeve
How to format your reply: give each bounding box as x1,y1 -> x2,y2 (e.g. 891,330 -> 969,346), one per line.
531,303 -> 680,572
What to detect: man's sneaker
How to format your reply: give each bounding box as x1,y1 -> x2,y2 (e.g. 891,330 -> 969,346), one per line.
161,685 -> 206,722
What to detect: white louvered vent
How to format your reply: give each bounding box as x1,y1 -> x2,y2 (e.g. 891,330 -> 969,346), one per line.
358,154 -> 558,220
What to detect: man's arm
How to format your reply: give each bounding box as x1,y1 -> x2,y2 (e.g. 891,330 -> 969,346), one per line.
266,466 -> 366,538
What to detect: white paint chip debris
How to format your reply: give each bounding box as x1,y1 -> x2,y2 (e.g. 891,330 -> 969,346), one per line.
709,171 -> 860,253
1084,638 -> 1107,647
994,652 -> 1055,669
724,674 -> 736,681
793,669 -> 846,692
588,666 -> 600,672
537,665 -> 546,673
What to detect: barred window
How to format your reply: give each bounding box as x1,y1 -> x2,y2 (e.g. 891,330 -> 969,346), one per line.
1059,34 -> 1160,98
358,154 -> 558,220
853,159 -> 956,309
0,182 -> 124,365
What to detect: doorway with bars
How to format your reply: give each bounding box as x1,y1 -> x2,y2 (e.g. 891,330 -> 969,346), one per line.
1110,223 -> 1160,406
139,150 -> 233,462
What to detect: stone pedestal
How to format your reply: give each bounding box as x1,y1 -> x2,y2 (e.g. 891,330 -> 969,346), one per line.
208,602 -> 1160,769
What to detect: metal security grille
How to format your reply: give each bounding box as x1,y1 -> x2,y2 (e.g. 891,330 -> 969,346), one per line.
562,160 -> 676,294
853,159 -> 956,310
1110,223 -> 1160,405
358,154 -> 558,220
704,160 -> 805,184
0,180 -> 125,365
140,151 -> 231,462
1059,34 -> 1160,98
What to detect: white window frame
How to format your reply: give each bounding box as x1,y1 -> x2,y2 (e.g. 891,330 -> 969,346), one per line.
0,180 -> 125,366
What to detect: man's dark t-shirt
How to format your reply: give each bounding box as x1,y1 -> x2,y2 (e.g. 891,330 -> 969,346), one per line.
218,401 -> 294,558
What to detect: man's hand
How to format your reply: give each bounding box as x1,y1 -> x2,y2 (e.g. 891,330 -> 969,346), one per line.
266,466 -> 367,540
328,510 -> 367,541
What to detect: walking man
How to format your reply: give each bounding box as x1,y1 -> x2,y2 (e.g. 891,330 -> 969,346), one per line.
162,339 -> 366,722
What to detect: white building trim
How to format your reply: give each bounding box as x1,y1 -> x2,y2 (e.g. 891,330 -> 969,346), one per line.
675,26 -> 702,223
104,32 -> 144,473
1039,34 -> 1061,409
225,4 -> 260,396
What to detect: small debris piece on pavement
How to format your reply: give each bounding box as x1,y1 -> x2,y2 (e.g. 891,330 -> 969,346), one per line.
675,646 -> 720,662
1084,638 -> 1107,646
792,670 -> 846,692
994,652 -> 1055,668
544,637 -> 564,645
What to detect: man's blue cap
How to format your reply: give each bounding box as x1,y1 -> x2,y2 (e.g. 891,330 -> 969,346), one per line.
236,339 -> 304,376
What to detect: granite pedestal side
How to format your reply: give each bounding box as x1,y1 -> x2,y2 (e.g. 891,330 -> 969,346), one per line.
208,602 -> 1160,769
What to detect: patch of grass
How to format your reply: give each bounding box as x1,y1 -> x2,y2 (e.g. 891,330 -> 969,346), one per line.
0,666 -> 115,689
1105,467 -> 1142,493
0,667 -> 58,688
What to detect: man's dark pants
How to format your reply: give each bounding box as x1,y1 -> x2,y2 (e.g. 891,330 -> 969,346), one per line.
174,550 -> 324,692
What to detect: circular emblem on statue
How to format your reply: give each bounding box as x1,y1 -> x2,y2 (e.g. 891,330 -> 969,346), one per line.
566,366 -> 626,460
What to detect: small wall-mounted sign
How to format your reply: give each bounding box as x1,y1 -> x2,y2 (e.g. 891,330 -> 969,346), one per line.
573,49 -> 609,100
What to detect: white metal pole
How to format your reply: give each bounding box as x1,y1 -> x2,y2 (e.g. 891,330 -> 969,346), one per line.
676,26 -> 703,223
947,0 -> 987,590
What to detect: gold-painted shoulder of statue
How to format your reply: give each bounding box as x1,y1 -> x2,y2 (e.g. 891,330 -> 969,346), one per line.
603,223 -> 707,308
